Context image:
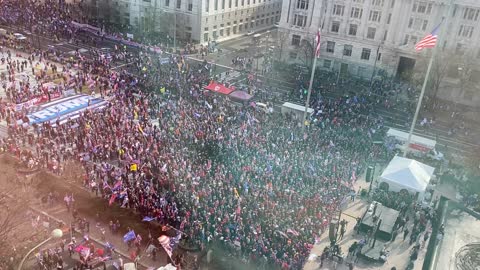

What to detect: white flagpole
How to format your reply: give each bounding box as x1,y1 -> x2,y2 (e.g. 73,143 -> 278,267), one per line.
403,0 -> 452,157
403,54 -> 434,157
302,49 -> 318,132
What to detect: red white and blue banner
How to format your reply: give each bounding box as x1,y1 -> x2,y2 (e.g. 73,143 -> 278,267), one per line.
19,94 -> 108,126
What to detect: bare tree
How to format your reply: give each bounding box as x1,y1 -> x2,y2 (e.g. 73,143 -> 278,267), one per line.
299,37 -> 315,69
275,29 -> 290,62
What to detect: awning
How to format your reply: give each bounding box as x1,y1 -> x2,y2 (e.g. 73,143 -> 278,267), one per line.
204,81 -> 235,95
229,90 -> 253,101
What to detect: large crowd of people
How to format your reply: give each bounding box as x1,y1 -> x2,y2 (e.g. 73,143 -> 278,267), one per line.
0,1 -> 397,269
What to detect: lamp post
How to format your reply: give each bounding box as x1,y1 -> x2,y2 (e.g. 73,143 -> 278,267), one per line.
18,229 -> 63,270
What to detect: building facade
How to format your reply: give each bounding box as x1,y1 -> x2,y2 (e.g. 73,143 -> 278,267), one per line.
87,0 -> 282,44
278,0 -> 480,106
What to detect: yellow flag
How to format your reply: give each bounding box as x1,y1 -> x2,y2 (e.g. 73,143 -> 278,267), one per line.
160,87 -> 166,94
130,163 -> 138,171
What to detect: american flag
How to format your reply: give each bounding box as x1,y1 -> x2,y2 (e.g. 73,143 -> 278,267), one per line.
415,23 -> 441,52
315,29 -> 321,57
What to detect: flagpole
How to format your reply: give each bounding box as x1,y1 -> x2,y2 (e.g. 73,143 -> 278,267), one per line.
403,0 -> 452,157
302,53 -> 318,132
403,54 -> 434,157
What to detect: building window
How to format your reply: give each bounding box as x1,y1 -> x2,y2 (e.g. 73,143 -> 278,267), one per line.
464,8 -> 480,21
204,33 -> 209,42
220,29 -> 224,36
331,21 -> 340,33
361,48 -> 371,60
326,41 -> 335,53
176,0 -> 181,9
323,59 -> 332,68
409,18 -> 428,30
165,0 -> 170,6
289,51 -> 298,59
377,53 -> 382,61
456,43 -> 464,55
293,14 -> 307,27
222,0 -> 225,9
343,45 -> 352,56
348,24 -> 357,36
383,30 -> 388,41
188,2 -> 193,11
391,0 -> 395,8
403,35 -> 409,45
296,0 -> 309,10
333,5 -> 345,16
215,0 -> 218,10
413,1 -> 432,14
367,27 -> 376,39
387,13 -> 391,24
369,11 -> 381,22
372,0 -> 384,7
458,25 -> 474,38
291,34 -> 301,46
350,7 -> 363,19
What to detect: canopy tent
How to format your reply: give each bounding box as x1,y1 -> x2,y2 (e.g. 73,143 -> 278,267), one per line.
229,90 -> 253,101
204,81 -> 235,95
379,156 -> 435,199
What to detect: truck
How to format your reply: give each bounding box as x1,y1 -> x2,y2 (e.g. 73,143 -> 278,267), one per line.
281,102 -> 314,122
385,128 -> 444,160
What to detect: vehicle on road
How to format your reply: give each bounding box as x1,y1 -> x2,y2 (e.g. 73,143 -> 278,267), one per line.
246,31 -> 255,36
13,33 -> 27,40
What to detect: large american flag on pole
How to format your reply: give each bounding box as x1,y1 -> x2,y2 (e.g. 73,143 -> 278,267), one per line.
415,23 -> 441,52
315,29 -> 321,57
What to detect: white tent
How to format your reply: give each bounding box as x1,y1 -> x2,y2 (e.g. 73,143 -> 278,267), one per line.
379,156 -> 435,199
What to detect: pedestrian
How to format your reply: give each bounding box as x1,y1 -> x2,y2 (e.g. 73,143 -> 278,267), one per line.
403,228 -> 410,241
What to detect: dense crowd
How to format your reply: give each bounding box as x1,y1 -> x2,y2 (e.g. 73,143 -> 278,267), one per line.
0,1 -> 392,269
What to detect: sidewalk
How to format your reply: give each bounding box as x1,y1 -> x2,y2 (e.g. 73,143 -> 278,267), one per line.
32,192 -> 169,269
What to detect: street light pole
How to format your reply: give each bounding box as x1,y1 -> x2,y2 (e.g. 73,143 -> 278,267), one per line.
18,229 -> 63,270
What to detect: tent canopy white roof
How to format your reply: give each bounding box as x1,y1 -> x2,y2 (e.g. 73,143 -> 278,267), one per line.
380,156 -> 435,193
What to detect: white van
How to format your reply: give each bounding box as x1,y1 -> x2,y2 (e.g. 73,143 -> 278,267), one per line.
385,128 -> 443,160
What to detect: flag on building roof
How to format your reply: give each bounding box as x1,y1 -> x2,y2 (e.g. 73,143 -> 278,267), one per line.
415,22 -> 441,52
315,29 -> 321,57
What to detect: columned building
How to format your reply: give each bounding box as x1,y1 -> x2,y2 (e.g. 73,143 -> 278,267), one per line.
278,0 -> 480,106
89,0 -> 282,44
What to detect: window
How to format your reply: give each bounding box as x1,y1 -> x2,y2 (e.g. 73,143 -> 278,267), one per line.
215,0 -> 218,10
188,1 -> 193,11
369,11 -> 381,22
464,8 -> 480,21
333,4 -> 345,16
456,43 -> 464,55
165,0 -> 170,6
323,59 -> 332,68
293,14 -> 307,27
409,18 -> 428,30
350,7 -> 363,19
390,0 -> 395,8
222,0 -> 225,9
413,1 -> 433,14
372,0 -> 384,7
331,21 -> 340,33
458,25 -> 474,38
383,30 -> 388,41
291,34 -> 301,46
204,33 -> 209,42
206,0 -> 209,11
176,0 -> 181,9
220,29 -> 224,36
297,0 -> 309,10
403,35 -> 409,45
289,51 -> 298,59
410,36 -> 417,44
343,45 -> 352,56
361,48 -> 371,60
367,27 -> 376,39
387,13 -> 391,24
377,53 -> 382,61
348,24 -> 357,35
326,41 -> 335,53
